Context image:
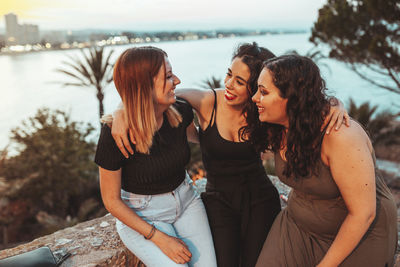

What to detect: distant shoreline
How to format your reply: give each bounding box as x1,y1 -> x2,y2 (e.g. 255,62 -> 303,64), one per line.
0,31 -> 308,56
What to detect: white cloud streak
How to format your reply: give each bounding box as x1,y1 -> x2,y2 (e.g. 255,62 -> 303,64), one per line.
1,0 -> 328,30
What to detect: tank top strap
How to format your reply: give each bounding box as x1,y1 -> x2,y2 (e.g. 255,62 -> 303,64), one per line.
207,88 -> 217,129
317,123 -> 330,148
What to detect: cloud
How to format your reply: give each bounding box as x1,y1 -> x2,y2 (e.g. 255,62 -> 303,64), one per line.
0,0 -> 327,30
1,0 -> 72,22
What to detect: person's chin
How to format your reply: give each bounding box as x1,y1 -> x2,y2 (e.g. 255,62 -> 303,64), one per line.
259,114 -> 268,123
226,98 -> 245,107
169,96 -> 176,105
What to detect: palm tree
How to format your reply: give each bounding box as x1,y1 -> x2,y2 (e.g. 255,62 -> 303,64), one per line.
56,46 -> 114,119
200,75 -> 222,90
348,98 -> 400,146
285,47 -> 331,74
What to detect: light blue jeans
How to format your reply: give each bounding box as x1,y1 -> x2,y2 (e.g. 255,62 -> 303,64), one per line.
116,174 -> 217,267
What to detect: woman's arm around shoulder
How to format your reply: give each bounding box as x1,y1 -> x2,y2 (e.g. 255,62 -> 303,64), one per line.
317,122 -> 376,267
175,88 -> 216,125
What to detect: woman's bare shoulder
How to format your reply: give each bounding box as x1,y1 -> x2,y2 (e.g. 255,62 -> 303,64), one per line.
322,120 -> 372,158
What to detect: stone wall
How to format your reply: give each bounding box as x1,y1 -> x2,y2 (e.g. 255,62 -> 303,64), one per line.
0,213 -> 144,266
0,175 -> 292,267
1,176 -> 399,267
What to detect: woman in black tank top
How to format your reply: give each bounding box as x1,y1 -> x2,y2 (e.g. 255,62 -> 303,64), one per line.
111,43 -> 349,267
197,86 -> 281,267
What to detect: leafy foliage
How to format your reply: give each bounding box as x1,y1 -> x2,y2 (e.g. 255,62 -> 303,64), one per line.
56,46 -> 114,118
1,108 -> 99,218
310,0 -> 400,94
348,98 -> 400,146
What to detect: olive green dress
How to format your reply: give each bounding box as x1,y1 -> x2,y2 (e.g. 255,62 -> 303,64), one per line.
256,152 -> 397,267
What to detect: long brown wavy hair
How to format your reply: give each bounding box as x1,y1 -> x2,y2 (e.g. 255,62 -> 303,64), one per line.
112,46 -> 181,154
259,55 -> 330,178
230,42 -> 276,142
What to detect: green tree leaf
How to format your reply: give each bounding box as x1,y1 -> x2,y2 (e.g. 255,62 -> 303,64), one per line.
310,0 -> 400,95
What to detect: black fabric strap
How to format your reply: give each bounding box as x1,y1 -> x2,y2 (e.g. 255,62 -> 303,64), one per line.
207,88 -> 217,129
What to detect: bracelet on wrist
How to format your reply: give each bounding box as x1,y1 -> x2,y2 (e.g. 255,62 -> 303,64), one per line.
144,224 -> 156,240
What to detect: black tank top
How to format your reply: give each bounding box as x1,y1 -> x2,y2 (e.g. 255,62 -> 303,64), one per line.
199,89 -> 265,182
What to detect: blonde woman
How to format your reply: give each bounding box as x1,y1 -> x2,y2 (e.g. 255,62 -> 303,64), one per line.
94,46 -> 217,267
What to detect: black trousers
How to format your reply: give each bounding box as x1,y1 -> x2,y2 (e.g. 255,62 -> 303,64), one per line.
202,175 -> 281,267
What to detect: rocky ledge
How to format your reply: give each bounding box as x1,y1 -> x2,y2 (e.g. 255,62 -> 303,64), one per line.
0,176 -> 398,267
0,213 -> 143,266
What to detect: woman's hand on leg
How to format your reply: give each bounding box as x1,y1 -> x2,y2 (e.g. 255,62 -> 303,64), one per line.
152,230 -> 192,264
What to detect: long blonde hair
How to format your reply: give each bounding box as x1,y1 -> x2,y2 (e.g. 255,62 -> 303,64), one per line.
109,46 -> 181,154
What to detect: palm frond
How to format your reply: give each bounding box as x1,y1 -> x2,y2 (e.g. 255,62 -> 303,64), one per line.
60,82 -> 89,87
200,76 -> 222,90
102,49 -> 114,83
347,98 -> 400,146
55,69 -> 91,86
57,58 -> 94,85
55,46 -> 115,119
284,48 -> 331,74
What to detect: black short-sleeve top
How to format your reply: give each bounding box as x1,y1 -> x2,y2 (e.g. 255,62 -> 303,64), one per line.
94,98 -> 193,195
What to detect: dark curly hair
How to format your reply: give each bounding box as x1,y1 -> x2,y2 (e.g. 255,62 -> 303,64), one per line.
232,42 -> 276,141
260,55 -> 330,179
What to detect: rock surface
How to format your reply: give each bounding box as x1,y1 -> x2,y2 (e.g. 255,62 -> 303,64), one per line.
0,213 -> 144,266
0,176 -> 398,266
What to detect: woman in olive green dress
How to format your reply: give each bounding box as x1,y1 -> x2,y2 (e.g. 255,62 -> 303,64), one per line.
252,55 -> 397,267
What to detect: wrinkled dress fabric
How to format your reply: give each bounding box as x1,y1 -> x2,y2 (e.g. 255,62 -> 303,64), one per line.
256,152 -> 397,267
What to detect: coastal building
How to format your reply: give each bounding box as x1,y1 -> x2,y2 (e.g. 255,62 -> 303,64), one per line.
0,34 -> 5,48
41,30 -> 67,44
5,13 -> 18,45
4,13 -> 40,45
21,24 -> 40,44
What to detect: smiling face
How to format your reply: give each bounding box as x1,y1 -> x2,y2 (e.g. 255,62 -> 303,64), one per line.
153,56 -> 181,108
252,68 -> 289,127
223,57 -> 251,107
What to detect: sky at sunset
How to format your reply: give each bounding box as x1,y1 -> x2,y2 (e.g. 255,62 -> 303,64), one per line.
0,0 -> 327,31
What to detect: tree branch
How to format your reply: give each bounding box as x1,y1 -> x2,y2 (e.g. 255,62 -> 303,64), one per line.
387,68 -> 400,89
364,65 -> 389,76
350,65 -> 400,94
